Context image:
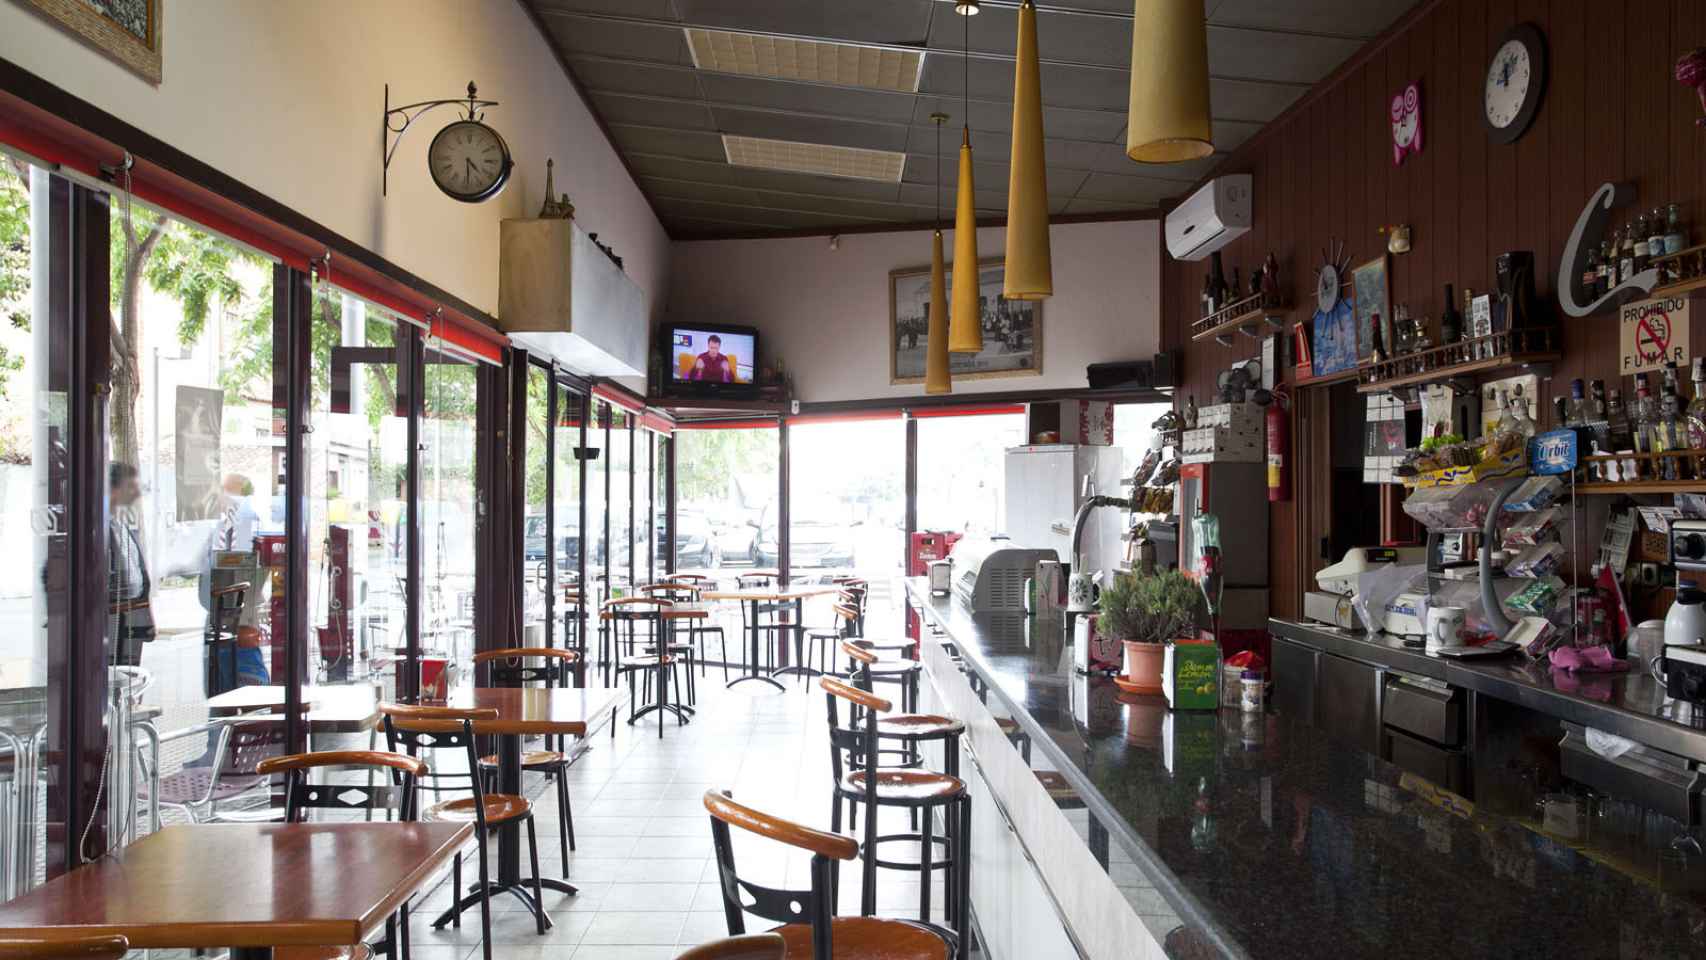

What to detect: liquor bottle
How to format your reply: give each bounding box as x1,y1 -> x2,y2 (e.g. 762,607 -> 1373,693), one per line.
1634,374 -> 1658,479
1510,393 -> 1538,439
1566,379 -> 1588,427
1201,273 -> 1213,317
1230,267 -> 1242,303
1589,379 -> 1608,421
1208,252 -> 1228,313
1657,385 -> 1687,480
1648,208 -> 1668,271
1582,244 -> 1602,300
1633,214 -> 1651,275
1494,387 -> 1518,436
1440,283 -> 1461,344
1370,312 -> 1388,363
1554,395 -> 1571,431
1607,388 -> 1637,481
1688,357 -> 1706,475
1666,203 -> 1689,282
1620,223 -> 1637,284
1598,239 -> 1614,293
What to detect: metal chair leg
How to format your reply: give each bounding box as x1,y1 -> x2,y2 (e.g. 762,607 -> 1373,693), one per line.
525,815 -> 546,935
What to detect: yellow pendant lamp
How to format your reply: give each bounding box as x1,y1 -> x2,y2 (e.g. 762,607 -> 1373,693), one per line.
1125,0 -> 1215,163
948,0 -> 984,354
1004,0 -> 1051,300
925,113 -> 952,395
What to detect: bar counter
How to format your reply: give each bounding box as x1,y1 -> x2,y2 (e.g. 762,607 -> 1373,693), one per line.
906,580 -> 1706,960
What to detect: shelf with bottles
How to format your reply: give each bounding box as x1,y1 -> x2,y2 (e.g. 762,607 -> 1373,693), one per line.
1190,291 -> 1290,343
1572,450 -> 1706,494
1355,326 -> 1559,394
1647,242 -> 1706,299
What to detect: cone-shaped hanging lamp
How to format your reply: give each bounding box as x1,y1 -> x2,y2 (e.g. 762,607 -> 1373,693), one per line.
1125,0 -> 1214,163
925,112 -> 952,395
925,229 -> 952,393
1004,0 -> 1051,300
948,0 -> 983,354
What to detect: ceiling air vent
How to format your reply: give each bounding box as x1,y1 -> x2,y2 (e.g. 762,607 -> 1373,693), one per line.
685,28 -> 924,93
721,134 -> 905,183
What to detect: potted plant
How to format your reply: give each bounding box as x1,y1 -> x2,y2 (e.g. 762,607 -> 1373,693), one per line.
1101,570 -> 1203,693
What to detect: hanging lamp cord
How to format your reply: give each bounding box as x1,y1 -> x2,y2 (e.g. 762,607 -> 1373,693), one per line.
935,119 -> 942,228
963,5 -> 970,141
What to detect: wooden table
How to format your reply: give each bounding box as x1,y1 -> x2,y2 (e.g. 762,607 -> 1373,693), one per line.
702,586 -> 844,690
206,684 -> 381,734
426,686 -> 625,931
0,822 -> 469,960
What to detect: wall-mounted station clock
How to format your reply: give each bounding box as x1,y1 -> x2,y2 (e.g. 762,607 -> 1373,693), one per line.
1484,22 -> 1547,144
428,118 -> 513,203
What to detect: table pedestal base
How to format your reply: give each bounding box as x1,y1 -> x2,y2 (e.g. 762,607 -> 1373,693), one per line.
431,877 -> 579,930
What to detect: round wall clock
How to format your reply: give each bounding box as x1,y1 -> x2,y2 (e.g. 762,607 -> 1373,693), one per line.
1483,22 -> 1547,144
427,119 -> 513,203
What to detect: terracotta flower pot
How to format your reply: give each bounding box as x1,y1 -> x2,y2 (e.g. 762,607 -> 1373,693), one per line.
1122,640 -> 1165,694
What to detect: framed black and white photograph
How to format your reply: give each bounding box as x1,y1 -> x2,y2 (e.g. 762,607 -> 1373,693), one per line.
889,257 -> 1043,384
12,0 -> 163,84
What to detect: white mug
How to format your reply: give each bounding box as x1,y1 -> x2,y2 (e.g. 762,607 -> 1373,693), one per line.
1426,605 -> 1466,651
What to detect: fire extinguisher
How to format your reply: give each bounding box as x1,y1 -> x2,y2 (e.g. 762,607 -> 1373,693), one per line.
1267,384 -> 1290,502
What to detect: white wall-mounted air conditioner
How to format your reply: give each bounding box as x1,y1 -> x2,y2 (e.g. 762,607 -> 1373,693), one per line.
1164,174 -> 1252,262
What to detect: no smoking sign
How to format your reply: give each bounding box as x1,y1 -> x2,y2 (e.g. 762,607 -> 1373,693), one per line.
1620,296 -> 1691,374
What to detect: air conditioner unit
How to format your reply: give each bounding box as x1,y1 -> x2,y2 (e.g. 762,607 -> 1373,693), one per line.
1164,174 -> 1252,261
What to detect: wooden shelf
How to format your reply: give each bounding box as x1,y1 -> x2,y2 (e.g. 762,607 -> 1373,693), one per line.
1189,292 -> 1289,343
1573,480 -> 1706,495
1355,327 -> 1560,393
1292,367 -> 1363,388
1647,274 -> 1706,300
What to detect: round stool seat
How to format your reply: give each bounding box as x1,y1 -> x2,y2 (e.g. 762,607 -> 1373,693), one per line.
774,916 -> 949,960
876,714 -> 964,740
620,654 -> 680,669
423,793 -> 531,825
858,658 -> 922,677
839,769 -> 965,805
478,749 -> 568,770
852,638 -> 915,653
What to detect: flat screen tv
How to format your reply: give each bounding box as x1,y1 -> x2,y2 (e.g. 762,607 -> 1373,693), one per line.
666,323 -> 760,399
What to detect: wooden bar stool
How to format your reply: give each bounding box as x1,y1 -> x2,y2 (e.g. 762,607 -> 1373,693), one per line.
841,641 -> 923,715
821,676 -> 969,946
256,750 -> 429,960
0,935 -> 130,960
672,933 -> 785,960
702,789 -> 950,960
380,704 -> 548,960
472,647 -> 581,870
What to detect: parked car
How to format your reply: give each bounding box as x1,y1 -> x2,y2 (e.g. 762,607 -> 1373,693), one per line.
523,514 -> 581,571
753,500 -> 857,569
667,511 -> 721,568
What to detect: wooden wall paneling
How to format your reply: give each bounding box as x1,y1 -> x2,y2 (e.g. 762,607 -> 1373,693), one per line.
1432,0 -> 1461,337
1406,11 -> 1436,321
1483,0 -> 1519,291
1514,0 -> 1554,309
1579,0 -> 1625,389
1548,0 -> 1586,387
1457,0 -> 1489,310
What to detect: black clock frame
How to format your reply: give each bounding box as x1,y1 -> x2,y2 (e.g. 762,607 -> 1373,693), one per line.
427,120 -> 514,204
1483,22 -> 1547,145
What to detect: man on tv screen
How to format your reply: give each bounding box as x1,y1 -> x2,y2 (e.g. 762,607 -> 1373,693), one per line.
689,334 -> 735,383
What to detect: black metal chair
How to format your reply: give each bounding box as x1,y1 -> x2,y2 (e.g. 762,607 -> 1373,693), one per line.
822,674 -> 968,946
608,597 -> 692,737
256,749 -> 428,960
703,789 -> 949,960
380,703 -> 547,960
472,647 -> 580,873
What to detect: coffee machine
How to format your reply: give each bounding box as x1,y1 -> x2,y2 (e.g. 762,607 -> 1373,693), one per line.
1660,520 -> 1706,703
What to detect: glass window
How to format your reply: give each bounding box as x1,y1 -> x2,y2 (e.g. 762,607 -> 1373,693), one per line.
108,192 -> 280,828
608,409 -> 632,591
673,425 -> 779,576
653,432 -> 669,576
421,346 -> 478,667
1113,401 -> 1174,491
522,364 -> 550,642
308,290 -> 409,697
916,411 -> 1025,537
554,386 -> 584,657
788,418 -> 905,622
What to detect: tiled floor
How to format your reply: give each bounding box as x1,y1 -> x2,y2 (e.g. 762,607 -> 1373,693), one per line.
402,664 -> 952,960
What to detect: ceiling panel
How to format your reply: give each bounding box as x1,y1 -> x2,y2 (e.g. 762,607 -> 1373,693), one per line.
520,0 -> 1421,237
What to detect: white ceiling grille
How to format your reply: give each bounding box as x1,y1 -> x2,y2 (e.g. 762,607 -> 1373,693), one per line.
721,134 -> 906,183
685,28 -> 924,93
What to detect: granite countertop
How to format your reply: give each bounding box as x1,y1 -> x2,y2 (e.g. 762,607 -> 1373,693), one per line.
907,582 -> 1706,960
1271,618 -> 1706,762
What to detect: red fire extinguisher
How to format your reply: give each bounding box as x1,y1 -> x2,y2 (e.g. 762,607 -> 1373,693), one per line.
1267,384 -> 1290,502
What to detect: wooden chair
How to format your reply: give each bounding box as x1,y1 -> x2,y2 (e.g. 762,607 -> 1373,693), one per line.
643,582 -> 729,686
0,935 -> 129,960
702,790 -> 949,960
379,703 -> 547,960
255,750 -> 429,960
672,932 -> 786,960
472,647 -> 580,871
821,675 -> 968,945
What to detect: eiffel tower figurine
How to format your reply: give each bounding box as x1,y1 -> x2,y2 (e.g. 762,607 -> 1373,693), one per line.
538,158 -> 575,219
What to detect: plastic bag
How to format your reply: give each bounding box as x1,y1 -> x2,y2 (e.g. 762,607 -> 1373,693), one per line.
1352,563 -> 1429,634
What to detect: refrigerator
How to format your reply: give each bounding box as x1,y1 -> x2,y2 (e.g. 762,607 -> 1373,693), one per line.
1003,444 -> 1126,579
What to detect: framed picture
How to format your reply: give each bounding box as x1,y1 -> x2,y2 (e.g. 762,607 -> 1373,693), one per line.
13,0 -> 163,84
890,257 -> 1043,384
1351,254 -> 1391,362
1310,300 -> 1357,377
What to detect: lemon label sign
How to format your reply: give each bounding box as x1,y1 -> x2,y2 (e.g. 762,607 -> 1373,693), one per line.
1620,296 -> 1690,374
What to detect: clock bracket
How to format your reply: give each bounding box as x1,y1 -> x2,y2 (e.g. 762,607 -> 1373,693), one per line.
383,81 -> 501,196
